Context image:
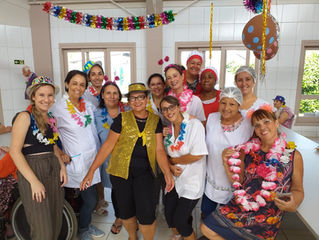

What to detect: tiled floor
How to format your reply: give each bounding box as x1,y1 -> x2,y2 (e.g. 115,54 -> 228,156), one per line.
83,188 -> 318,240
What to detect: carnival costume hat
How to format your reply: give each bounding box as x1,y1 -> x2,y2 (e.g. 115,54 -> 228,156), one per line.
83,60 -> 103,75
235,65 -> 257,82
186,50 -> 204,64
273,95 -> 285,104
26,76 -> 59,98
220,87 -> 243,106
125,83 -> 150,98
200,66 -> 218,82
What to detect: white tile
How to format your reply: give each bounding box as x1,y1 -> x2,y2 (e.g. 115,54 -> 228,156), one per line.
189,7 -> 204,25
0,25 -> 7,47
314,4 -> 319,22
312,23 -> 319,39
7,47 -> 25,69
2,110 -> 15,126
1,89 -> 14,111
295,23 -> 314,44
71,27 -> 87,43
188,25 -> 204,41
0,47 -> 9,68
270,5 -> 283,23
173,8 -> 189,25
10,68 -> 25,89
23,48 -> 34,68
219,7 -> 235,24
0,69 -> 11,90
280,23 -> 298,45
21,27 -> 32,48
163,26 -> 174,48
5,26 -> 23,48
233,23 -> 245,41
12,88 -> 28,110
234,6 -> 251,24
282,4 -> 300,23
59,27 -> 74,43
277,45 -> 296,68
173,25 -> 189,41
276,68 -> 294,90
218,23 -> 234,41
298,4 -> 315,23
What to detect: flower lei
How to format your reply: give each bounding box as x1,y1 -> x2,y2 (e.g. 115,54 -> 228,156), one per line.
30,112 -> 59,145
100,103 -> 125,129
228,132 -> 294,212
88,86 -> 101,101
66,98 -> 92,127
164,122 -> 186,152
246,103 -> 274,119
168,86 -> 193,112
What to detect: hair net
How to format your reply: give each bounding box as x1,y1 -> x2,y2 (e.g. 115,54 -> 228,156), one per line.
220,87 -> 243,106
235,65 -> 256,82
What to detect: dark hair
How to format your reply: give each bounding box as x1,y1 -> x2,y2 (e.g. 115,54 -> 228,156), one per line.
159,96 -> 180,112
251,109 -> 277,126
147,73 -> 165,86
98,82 -> 122,108
64,70 -> 88,92
164,64 -> 183,76
88,64 -> 104,78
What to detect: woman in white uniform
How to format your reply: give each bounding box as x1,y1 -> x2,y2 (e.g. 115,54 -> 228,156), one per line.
202,87 -> 253,219
50,70 -> 104,240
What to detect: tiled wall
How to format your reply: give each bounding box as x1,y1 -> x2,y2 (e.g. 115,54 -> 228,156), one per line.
0,2 -> 318,137
0,24 -> 33,126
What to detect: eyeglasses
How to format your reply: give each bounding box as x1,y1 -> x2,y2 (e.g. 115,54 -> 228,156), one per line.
128,95 -> 146,102
161,104 -> 177,114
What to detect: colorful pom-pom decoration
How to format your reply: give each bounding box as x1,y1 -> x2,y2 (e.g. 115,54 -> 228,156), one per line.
42,2 -> 175,31
243,0 -> 263,14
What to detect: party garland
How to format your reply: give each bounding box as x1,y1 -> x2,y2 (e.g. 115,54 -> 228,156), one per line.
100,103 -> 125,129
88,86 -> 101,101
243,0 -> 263,14
167,86 -> 193,112
164,122 -> 186,152
30,112 -> 59,145
43,2 -> 175,31
227,132 -> 295,212
66,98 -> 92,127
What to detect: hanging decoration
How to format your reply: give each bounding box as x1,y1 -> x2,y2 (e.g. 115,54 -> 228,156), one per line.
243,0 -> 263,14
209,3 -> 213,61
42,2 -> 175,31
261,0 -> 268,76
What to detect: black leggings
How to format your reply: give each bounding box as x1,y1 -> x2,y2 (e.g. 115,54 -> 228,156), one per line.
164,187 -> 199,237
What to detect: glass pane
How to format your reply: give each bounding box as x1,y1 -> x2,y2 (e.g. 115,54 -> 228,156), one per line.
67,52 -> 82,71
110,51 -> 131,95
225,50 -> 246,88
181,51 -> 192,68
88,51 -> 105,71
299,99 -> 319,117
302,50 -> 319,95
205,50 -> 221,89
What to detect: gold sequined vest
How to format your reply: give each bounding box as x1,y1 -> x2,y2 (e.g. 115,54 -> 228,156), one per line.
107,110 -> 159,179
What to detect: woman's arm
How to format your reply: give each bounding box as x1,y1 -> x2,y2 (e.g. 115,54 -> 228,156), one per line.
278,111 -> 289,125
170,154 -> 203,165
9,112 -> 45,202
274,150 -> 304,212
80,130 -> 120,190
53,145 -> 68,187
222,148 -> 245,184
155,133 -> 174,192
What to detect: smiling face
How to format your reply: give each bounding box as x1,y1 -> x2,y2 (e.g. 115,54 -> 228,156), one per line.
235,71 -> 255,96
273,100 -> 283,109
128,92 -> 147,113
165,68 -> 184,93
31,85 -> 55,112
149,76 -> 165,98
160,100 -> 180,123
200,71 -> 217,92
102,85 -> 120,108
65,74 -> 87,100
89,65 -> 104,89
252,117 -> 279,143
186,58 -> 202,76
219,97 -> 240,121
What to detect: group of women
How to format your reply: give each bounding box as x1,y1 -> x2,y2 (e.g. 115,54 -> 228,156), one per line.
7,51 -> 304,240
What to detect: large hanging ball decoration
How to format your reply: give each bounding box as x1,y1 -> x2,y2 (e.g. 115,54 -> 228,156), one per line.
242,14 -> 279,52
253,39 -> 278,60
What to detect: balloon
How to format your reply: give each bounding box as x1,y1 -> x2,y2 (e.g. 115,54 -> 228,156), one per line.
253,40 -> 279,60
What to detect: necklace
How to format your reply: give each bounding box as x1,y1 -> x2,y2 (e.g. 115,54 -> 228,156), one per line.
165,122 -> 186,151
227,132 -> 294,212
101,103 -> 126,129
30,112 -> 59,145
66,98 -> 92,127
89,86 -> 101,101
168,85 -> 193,112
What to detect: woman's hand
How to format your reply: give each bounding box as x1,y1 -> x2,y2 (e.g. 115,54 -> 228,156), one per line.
61,153 -> 71,164
162,127 -> 171,137
80,171 -> 94,191
60,165 -> 68,187
222,148 -> 236,167
274,194 -> 298,212
31,180 -> 46,203
170,165 -> 183,177
163,172 -> 175,193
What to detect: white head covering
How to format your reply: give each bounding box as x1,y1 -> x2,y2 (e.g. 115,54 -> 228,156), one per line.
235,66 -> 256,82
186,50 -> 204,64
220,87 -> 243,106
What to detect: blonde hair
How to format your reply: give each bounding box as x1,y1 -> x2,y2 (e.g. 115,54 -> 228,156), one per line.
29,84 -> 54,135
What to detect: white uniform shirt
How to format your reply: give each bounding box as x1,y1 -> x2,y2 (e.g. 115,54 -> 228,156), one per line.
83,88 -> 100,109
186,95 -> 206,122
205,112 -> 253,204
164,113 -> 208,200
240,98 -> 269,116
50,94 -> 101,188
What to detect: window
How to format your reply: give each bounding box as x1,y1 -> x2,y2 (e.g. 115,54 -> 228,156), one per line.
295,41 -> 319,126
176,41 -> 256,90
60,43 -> 136,95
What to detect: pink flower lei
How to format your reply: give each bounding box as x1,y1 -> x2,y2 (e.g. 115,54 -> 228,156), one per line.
167,85 -> 193,112
228,132 -> 290,212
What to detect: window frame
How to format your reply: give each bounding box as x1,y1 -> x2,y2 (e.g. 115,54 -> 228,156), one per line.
59,42 -> 136,94
175,41 -> 258,91
294,40 -> 319,126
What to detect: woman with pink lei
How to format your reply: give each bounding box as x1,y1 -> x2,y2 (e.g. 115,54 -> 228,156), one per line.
195,66 -> 221,119
165,64 -> 205,122
201,109 -> 304,240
